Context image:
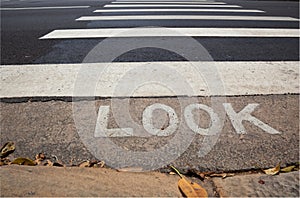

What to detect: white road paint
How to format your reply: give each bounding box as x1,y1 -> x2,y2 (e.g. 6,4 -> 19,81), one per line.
95,103 -> 282,137
0,6 -> 90,10
116,0 -> 213,1
184,104 -> 220,135
76,15 -> 299,21
94,8 -> 264,13
95,106 -> 133,137
39,28 -> 299,39
104,4 -> 240,7
223,103 -> 281,134
1,61 -> 298,98
142,103 -> 179,136
111,1 -> 227,4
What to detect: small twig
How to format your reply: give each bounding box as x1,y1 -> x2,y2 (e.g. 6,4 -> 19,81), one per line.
170,165 -> 184,178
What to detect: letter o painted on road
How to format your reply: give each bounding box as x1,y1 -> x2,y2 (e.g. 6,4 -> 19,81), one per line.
184,104 -> 220,136
142,103 -> 179,136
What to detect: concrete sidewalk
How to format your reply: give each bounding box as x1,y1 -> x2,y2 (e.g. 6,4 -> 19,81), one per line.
0,165 -> 299,197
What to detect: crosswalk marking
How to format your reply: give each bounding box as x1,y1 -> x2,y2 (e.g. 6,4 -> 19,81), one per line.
115,0 -> 213,1
0,6 -> 90,10
39,28 -> 299,39
111,1 -> 227,4
3,0 -> 299,100
104,4 -> 241,7
94,8 -> 265,13
76,15 -> 299,21
1,62 -> 298,98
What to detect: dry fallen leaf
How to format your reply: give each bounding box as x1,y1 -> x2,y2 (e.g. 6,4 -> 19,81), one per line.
117,167 -> 144,172
11,157 -> 36,166
0,142 -> 15,158
0,158 -> 11,166
95,161 -> 105,168
171,165 -> 208,198
178,178 -> 208,198
35,153 -> 46,165
188,169 -> 214,180
263,163 -> 281,175
45,159 -> 54,166
210,173 -> 235,179
79,160 -> 91,168
280,165 -> 296,173
50,155 -> 65,167
35,153 -> 46,161
198,173 -> 206,180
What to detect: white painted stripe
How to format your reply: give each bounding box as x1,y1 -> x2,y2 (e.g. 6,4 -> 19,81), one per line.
39,28 -> 299,39
104,4 -> 240,7
111,1 -> 227,4
94,8 -> 265,13
116,0 -> 211,1
76,15 -> 299,21
1,62 -> 298,97
0,6 -> 90,10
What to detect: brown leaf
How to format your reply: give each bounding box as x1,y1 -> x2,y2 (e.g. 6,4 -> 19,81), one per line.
263,163 -> 281,175
171,165 -> 208,198
210,173 -> 235,179
44,160 -> 64,167
0,142 -> 15,158
35,153 -> 46,161
11,158 -> 36,166
35,153 -> 46,165
45,159 -> 53,166
117,167 -> 144,172
188,169 -> 213,180
0,158 -> 11,166
198,173 -> 206,180
280,165 -> 295,173
50,155 -> 65,167
78,160 -> 91,168
178,177 -> 208,198
92,161 -> 105,168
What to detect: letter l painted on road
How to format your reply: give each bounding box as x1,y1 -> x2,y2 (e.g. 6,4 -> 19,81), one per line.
94,106 -> 133,137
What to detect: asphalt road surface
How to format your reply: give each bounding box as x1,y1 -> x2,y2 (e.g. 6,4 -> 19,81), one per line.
1,0 -> 299,172
1,0 -> 299,64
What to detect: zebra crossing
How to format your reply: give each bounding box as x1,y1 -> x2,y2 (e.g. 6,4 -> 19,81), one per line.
4,0 -> 298,99
39,0 -> 299,40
